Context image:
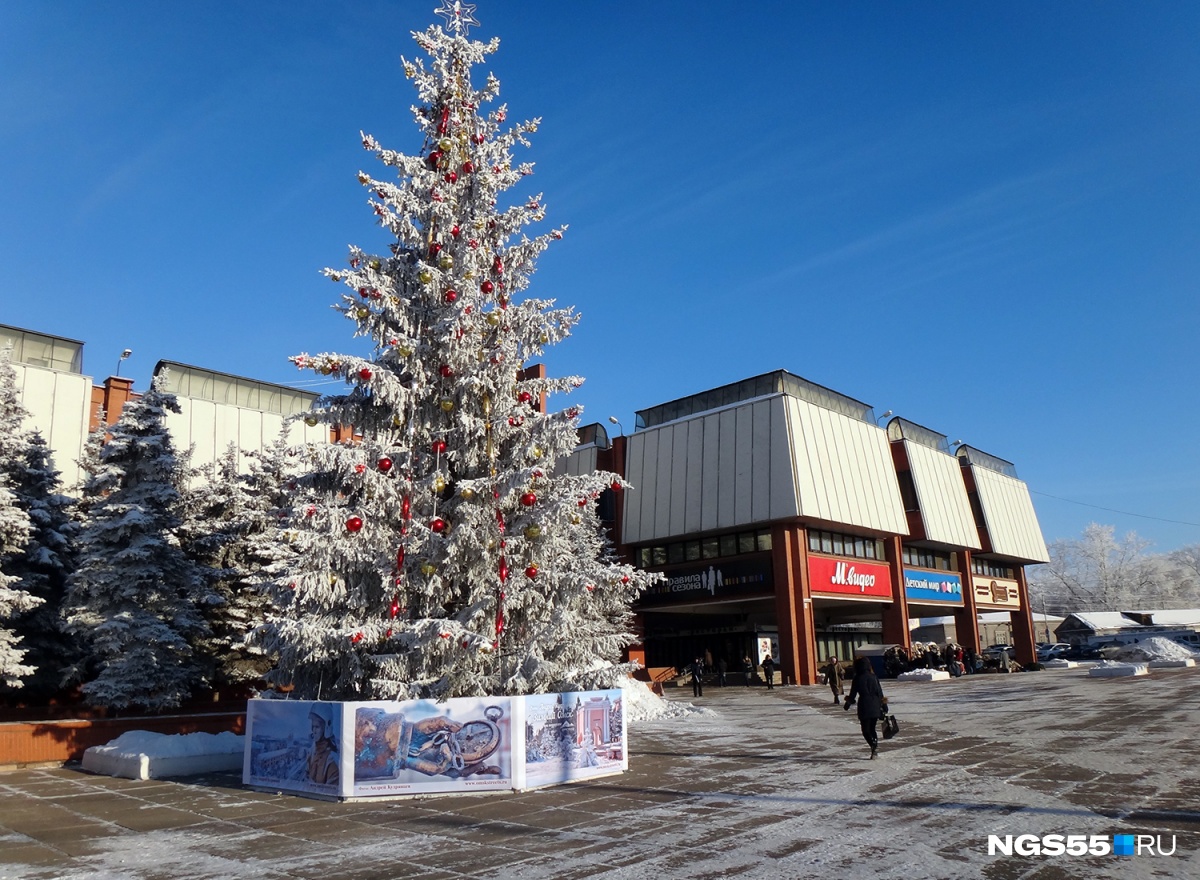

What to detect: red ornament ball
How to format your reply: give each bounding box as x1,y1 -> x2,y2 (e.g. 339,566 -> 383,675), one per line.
444,289 -> 458,303
346,516 -> 364,533
430,517 -> 448,534
462,161 -> 474,174
480,280 -> 495,294
520,492 -> 537,507
439,364 -> 454,377
611,480 -> 622,492
377,457 -> 393,472
518,391 -> 533,404
431,439 -> 447,454
525,564 -> 539,579
451,225 -> 461,238
359,368 -> 373,381
444,171 -> 458,184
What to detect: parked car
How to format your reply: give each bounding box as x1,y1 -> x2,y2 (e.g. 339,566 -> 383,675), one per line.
1036,643 -> 1071,660
982,644 -> 1015,658
1063,644 -> 1102,661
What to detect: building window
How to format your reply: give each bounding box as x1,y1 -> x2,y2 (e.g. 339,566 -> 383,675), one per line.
903,546 -> 953,570
972,558 -> 1015,579
808,529 -> 886,562
634,528 -> 774,570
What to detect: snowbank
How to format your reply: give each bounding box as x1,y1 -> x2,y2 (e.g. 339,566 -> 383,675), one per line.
82,730 -> 245,780
897,668 -> 950,682
620,677 -> 707,721
1087,661 -> 1148,678
1112,636 -> 1197,663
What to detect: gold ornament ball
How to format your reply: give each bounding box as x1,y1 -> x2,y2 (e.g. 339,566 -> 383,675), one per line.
524,525 -> 542,539
420,563 -> 437,576
438,137 -> 453,152
418,269 -> 434,284
570,513 -> 582,525
440,398 -> 455,412
369,259 -> 381,271
304,415 -> 319,427
539,333 -> 550,344
433,476 -> 447,493
486,313 -> 501,326
354,306 -> 370,319
397,345 -> 413,357
531,446 -> 544,459
459,486 -> 476,500
438,254 -> 454,270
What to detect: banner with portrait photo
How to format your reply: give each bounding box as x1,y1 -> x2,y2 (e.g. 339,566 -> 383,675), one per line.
244,700 -> 349,798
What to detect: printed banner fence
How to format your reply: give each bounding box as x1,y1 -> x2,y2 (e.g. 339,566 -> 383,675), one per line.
244,689 -> 627,800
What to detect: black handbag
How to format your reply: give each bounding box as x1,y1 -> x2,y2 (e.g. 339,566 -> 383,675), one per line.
882,715 -> 900,739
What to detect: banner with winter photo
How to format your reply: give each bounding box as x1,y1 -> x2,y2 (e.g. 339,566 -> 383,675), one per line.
350,696 -> 515,797
244,700 -> 349,798
519,689 -> 627,790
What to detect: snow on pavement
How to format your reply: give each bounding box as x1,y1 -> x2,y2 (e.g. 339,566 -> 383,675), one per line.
2,667 -> 1198,879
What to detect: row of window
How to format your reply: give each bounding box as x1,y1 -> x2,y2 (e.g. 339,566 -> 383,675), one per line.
807,529 -> 886,561
635,529 -> 773,569
901,547 -> 955,571
972,558 -> 1016,579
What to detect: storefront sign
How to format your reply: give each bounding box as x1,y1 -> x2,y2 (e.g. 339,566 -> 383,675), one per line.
903,568 -> 964,605
639,555 -> 773,606
973,576 -> 1022,609
808,555 -> 892,600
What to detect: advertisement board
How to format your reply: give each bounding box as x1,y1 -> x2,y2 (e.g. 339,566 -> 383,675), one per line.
808,555 -> 892,600
973,576 -> 1022,609
521,689 -> 627,790
244,700 -> 348,798
245,689 -> 627,800
903,568 -> 964,605
639,555 -> 773,606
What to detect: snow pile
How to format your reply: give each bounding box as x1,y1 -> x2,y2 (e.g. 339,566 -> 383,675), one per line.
897,668 -> 950,682
1087,660 -> 1148,678
1112,636 -> 1197,662
620,676 -> 696,721
82,730 -> 244,780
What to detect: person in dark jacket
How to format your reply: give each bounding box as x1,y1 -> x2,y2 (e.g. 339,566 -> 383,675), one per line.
844,656 -> 886,759
689,656 -> 704,698
761,654 -> 776,689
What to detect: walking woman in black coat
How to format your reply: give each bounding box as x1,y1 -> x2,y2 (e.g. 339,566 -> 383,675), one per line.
844,656 -> 885,759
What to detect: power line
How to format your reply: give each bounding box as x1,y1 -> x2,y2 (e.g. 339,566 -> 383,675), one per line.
1030,490 -> 1200,529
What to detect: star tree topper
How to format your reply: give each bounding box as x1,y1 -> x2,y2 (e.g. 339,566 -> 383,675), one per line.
435,0 -> 480,36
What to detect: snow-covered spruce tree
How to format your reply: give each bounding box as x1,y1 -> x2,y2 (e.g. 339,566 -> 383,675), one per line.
259,12 -> 653,702
181,442 -> 287,689
63,376 -> 216,711
0,348 -> 75,697
0,474 -> 40,689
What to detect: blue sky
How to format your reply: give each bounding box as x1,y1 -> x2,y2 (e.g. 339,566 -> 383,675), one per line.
2,1 -> 1198,551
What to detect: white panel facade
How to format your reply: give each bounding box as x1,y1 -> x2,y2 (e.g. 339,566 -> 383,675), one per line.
167,398 -> 331,482
562,446 -> 598,477
12,363 -> 91,492
619,397 -> 801,544
970,466 -> 1049,563
904,442 -> 981,549
787,397 -> 908,535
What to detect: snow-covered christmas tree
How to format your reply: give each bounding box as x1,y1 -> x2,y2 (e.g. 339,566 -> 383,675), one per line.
63,376 -> 216,710
259,3 -> 654,702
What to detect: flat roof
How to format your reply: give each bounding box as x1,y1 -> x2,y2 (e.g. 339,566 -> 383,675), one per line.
634,370 -> 877,430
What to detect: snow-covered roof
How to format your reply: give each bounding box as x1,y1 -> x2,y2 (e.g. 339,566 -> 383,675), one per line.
1063,609 -> 1200,632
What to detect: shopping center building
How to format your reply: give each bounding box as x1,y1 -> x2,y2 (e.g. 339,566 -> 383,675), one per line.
606,371 -> 1048,685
